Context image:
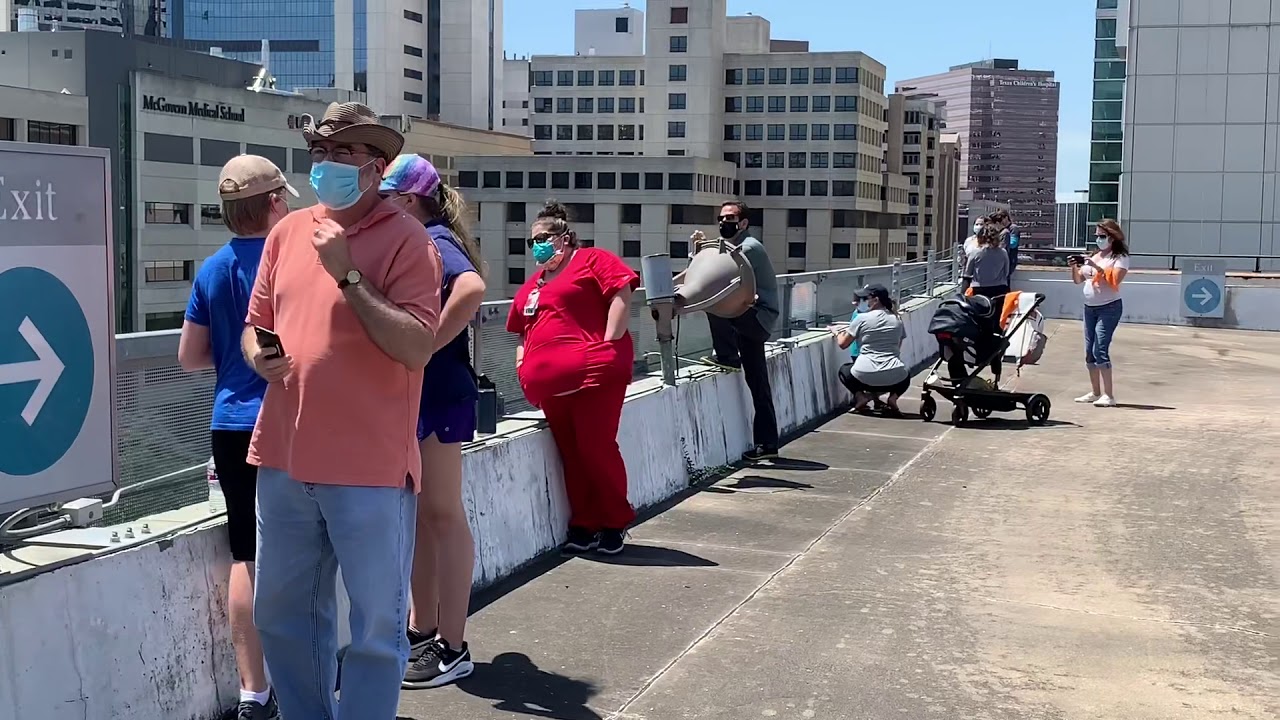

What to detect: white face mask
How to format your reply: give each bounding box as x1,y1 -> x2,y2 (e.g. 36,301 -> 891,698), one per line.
973,223 -> 983,235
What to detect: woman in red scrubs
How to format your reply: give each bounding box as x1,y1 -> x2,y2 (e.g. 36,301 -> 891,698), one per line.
506,202 -> 639,556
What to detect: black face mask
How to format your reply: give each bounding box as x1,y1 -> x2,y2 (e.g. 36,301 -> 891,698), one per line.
719,221 -> 740,239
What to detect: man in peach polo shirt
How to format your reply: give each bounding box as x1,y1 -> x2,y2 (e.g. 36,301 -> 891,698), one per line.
241,102 -> 442,720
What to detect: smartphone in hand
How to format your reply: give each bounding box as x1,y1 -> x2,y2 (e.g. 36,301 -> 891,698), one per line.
254,326 -> 285,359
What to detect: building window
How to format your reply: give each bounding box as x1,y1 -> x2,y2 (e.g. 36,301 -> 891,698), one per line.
28,121 -> 78,146
768,68 -> 787,85
811,124 -> 829,140
725,96 -> 743,113
616,16 -> 629,32
144,132 -> 194,164
746,124 -> 764,141
578,70 -> 595,86
726,68 -> 743,85
404,44 -> 423,57
645,172 -> 663,190
835,66 -> 858,83
814,67 -> 832,84
620,98 -> 636,113
743,180 -> 762,196
534,125 -> 552,140
598,98 -> 615,113
144,202 -> 192,225
747,68 -> 765,85
551,172 -> 570,189
744,152 -> 763,168
578,97 -> 594,113
404,67 -> 424,80
622,204 -> 642,223
668,121 -> 686,138
557,70 -> 574,86
506,202 -> 526,222
557,98 -> 573,113
810,152 -> 829,168
556,125 -> 573,140
619,124 -> 637,140
833,181 -> 855,196
768,124 -> 785,141
144,260 -> 194,283
766,180 -> 784,196
790,67 -> 809,85
788,242 -> 806,258
670,6 -> 688,23
458,171 -> 479,188
507,238 -> 526,255
145,312 -> 186,331
834,124 -> 857,140
533,70 -> 553,86
199,204 -> 222,225
670,35 -> 688,53
482,171 -> 500,188
598,124 -> 615,140
534,97 -> 553,113
404,8 -> 423,22
669,64 -> 687,81
623,240 -> 641,257
620,69 -> 637,86
404,91 -> 423,103
790,96 -> 808,112
669,93 -> 687,110
835,95 -> 857,112
746,96 -> 764,113
0,118 -> 14,142
766,152 -> 784,169
598,172 -> 617,189
768,96 -> 786,113
670,240 -> 689,259
575,171 -> 593,189
832,242 -> 850,259
788,152 -> 807,168
810,180 -> 828,196
834,152 -> 856,168
790,123 -> 807,141
507,267 -> 526,285
812,96 -> 831,113
669,173 -> 693,190
723,152 -> 741,166
724,124 -> 742,140
528,172 -> 547,188
599,70 -> 615,86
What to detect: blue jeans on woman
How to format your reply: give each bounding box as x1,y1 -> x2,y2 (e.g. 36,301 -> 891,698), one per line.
254,467 -> 417,720
1083,299 -> 1123,368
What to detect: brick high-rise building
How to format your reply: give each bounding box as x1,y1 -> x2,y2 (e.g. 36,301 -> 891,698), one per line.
897,59 -> 1060,247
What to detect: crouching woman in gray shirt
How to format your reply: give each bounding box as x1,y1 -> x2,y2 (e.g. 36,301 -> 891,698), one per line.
833,284 -> 909,416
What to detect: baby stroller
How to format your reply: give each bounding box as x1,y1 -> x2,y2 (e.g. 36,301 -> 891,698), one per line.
919,291 -> 1051,426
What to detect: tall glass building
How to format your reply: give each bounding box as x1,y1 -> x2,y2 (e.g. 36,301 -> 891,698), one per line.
1089,0 -> 1124,224
168,0 -> 338,91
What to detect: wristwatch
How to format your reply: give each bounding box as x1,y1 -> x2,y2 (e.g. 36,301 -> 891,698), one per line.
338,269 -> 362,290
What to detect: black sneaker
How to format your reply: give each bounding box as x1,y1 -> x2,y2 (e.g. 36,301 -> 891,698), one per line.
402,637 -> 474,689
233,691 -> 279,720
743,445 -> 779,462
596,529 -> 626,555
562,526 -> 598,554
407,626 -> 438,662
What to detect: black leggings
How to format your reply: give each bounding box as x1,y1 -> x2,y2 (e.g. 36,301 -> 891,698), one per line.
948,285 -> 1007,381
838,363 -> 910,398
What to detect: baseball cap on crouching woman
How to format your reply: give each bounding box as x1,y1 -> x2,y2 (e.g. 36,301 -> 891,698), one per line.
218,155 -> 300,200
854,283 -> 892,307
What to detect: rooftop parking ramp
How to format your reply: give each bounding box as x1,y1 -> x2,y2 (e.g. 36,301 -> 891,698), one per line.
398,319 -> 1280,720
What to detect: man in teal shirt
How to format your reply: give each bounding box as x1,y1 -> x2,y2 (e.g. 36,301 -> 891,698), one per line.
700,201 -> 779,461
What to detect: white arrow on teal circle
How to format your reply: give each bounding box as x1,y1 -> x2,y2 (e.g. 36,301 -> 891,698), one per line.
1193,288 -> 1214,307
0,317 -> 65,426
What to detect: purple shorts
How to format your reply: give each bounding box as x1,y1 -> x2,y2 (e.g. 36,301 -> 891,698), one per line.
417,402 -> 477,444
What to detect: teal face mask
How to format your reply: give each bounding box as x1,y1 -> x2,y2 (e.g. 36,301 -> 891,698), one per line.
310,160 -> 372,210
531,240 -> 557,264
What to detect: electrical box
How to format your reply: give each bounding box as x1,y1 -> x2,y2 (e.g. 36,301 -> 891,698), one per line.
62,497 -> 104,527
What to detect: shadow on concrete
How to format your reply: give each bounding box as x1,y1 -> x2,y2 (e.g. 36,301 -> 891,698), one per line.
1114,403 -> 1176,411
450,652 -> 603,720
753,457 -> 830,471
955,418 -> 1081,431
705,475 -> 815,494
578,544 -> 718,568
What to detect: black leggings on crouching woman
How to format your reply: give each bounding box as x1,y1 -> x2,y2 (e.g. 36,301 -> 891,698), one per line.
838,363 -> 910,398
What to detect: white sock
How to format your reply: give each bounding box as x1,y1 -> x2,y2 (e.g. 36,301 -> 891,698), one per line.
240,687 -> 272,705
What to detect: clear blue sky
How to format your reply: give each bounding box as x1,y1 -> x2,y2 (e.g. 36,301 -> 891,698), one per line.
505,0 -> 1094,200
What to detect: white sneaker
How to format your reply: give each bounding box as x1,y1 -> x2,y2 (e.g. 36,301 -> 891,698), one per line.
1093,395 -> 1116,407
1074,392 -> 1099,403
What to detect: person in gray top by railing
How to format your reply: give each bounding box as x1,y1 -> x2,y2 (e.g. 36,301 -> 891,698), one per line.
957,223 -> 1011,386
690,200 -> 780,462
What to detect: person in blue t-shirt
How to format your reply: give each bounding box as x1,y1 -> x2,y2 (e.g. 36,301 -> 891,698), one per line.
178,154 -> 296,720
379,154 -> 486,690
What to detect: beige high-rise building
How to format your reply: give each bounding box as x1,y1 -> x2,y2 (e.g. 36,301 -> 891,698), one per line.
886,94 -> 961,260
458,0 -> 909,297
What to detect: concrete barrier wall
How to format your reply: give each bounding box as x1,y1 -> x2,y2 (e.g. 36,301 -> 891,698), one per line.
0,299 -> 942,720
1014,269 -> 1280,332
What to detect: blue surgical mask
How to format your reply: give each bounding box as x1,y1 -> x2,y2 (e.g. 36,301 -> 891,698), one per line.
531,240 -> 557,264
310,160 -> 373,210
856,300 -> 870,313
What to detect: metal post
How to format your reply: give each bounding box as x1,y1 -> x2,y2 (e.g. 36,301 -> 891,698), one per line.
925,250 -> 936,296
952,250 -> 962,285
891,260 -> 903,304
469,311 -> 483,375
652,303 -> 677,386
780,279 -> 794,338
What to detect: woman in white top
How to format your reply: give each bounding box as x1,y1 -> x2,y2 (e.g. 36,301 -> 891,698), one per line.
1068,218 -> 1130,407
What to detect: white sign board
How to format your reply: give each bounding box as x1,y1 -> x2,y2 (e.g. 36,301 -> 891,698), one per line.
0,142 -> 117,513
1180,257 -> 1226,319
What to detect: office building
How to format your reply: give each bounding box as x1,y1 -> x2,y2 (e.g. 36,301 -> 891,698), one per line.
1056,190 -> 1090,248
0,29 -> 529,330
886,93 -> 961,258
1118,0 -> 1280,266
158,0 -> 501,127
937,133 -> 961,248
6,0 -> 166,35
897,59 -> 1060,247
575,5 -> 644,57
501,55 -> 532,134
478,0 -> 909,296
1090,0 -> 1124,225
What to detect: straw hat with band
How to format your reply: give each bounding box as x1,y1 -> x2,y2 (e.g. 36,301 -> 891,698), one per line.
218,155 -> 300,200
299,102 -> 404,160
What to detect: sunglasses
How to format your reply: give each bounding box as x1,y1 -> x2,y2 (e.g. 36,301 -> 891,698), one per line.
527,232 -> 559,247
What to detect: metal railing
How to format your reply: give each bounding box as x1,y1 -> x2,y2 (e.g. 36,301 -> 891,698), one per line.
4,251 -> 961,535
1017,247 -> 1280,274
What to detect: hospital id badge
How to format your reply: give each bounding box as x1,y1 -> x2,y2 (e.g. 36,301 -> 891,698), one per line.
523,289 -> 540,317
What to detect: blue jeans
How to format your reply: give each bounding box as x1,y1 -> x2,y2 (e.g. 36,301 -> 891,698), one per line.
1083,299 -> 1123,369
254,467 -> 416,720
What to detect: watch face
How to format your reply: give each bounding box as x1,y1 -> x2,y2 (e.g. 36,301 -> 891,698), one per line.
345,270 -> 362,284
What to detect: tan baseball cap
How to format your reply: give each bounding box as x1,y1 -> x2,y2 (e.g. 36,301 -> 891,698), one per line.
218,155 -> 299,200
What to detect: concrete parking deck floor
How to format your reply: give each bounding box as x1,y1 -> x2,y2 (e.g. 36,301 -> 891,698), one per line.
398,320 -> 1280,720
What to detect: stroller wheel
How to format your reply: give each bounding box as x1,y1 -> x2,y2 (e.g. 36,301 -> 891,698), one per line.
973,407 -> 994,419
1025,394 -> 1051,425
951,402 -> 969,426
920,394 -> 937,422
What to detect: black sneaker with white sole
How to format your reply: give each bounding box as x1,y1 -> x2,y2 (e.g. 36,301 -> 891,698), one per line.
232,691 -> 279,720
596,529 -> 626,555
402,637 -> 474,689
743,445 -> 779,462
562,526 -> 598,554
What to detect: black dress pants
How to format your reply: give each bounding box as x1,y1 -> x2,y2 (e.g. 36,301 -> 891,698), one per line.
708,308 -> 779,450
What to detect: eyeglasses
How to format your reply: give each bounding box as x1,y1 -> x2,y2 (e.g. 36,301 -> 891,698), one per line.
309,146 -> 373,164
